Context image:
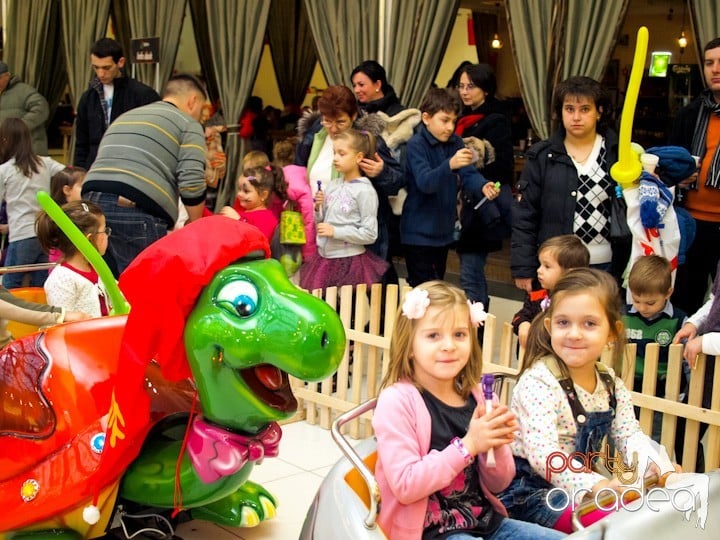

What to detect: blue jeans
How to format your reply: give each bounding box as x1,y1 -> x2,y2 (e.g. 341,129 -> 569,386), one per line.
459,251 -> 490,307
498,457 -> 565,528
84,191 -> 168,276
446,517 -> 566,539
3,237 -> 49,288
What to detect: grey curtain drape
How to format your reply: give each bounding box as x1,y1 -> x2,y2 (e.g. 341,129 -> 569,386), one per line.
303,0 -> 378,86
561,1 -> 628,82
507,0 -> 628,139
39,4 -> 68,121
61,0 -> 111,159
384,0 -> 459,108
110,0 -> 134,68
506,0 -> 554,139
4,0 -> 53,87
126,0 -> 187,94
268,0 -> 317,109
4,0 -> 67,119
206,0 -> 270,209
188,0 -> 220,104
690,0 -> 720,64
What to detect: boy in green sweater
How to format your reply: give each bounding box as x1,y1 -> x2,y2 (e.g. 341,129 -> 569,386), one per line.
623,255 -> 688,444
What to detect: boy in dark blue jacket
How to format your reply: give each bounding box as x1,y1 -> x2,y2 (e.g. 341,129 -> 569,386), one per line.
400,88 -> 495,286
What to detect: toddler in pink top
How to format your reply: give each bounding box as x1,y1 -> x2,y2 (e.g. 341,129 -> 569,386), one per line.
220,164 -> 287,242
372,280 -> 565,540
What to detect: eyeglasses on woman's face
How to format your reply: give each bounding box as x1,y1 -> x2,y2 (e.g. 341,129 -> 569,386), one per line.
94,227 -> 112,237
321,116 -> 352,130
457,83 -> 477,92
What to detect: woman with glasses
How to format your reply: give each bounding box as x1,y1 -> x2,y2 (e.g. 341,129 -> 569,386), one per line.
296,85 -> 404,280
454,63 -> 514,313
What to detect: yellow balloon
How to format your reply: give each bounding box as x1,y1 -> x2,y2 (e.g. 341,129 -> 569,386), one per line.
610,26 -> 649,189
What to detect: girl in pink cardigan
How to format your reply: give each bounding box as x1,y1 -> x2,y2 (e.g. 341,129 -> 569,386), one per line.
372,281 -> 565,540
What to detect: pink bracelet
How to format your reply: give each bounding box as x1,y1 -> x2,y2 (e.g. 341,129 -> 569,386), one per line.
451,437 -> 474,464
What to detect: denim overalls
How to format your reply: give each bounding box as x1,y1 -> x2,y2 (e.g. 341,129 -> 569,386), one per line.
498,358 -> 617,528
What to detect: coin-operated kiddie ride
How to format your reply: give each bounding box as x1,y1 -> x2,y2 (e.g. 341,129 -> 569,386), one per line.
0,198 -> 346,539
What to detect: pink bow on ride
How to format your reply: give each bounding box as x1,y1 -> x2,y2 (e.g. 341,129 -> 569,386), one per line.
187,416 -> 282,483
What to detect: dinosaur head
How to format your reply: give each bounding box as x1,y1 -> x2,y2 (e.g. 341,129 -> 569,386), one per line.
185,258 -> 345,433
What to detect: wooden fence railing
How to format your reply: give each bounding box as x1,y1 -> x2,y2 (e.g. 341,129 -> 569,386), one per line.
290,284 -> 720,473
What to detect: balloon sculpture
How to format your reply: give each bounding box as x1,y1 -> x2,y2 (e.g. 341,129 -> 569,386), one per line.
610,27 -> 648,190
610,27 -> 682,279
0,199 -> 346,539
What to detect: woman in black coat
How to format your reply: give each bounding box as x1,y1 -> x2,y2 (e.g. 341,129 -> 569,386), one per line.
351,60 -> 405,116
511,76 -> 625,291
454,63 -> 514,309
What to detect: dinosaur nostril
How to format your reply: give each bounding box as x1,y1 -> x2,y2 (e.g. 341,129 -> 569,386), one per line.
320,330 -> 329,348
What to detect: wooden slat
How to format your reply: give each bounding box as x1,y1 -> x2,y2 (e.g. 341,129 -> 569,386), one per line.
660,348 -> 683,456
622,343 -> 637,390
638,343 -> 659,436
349,285 -> 368,438
317,286 -> 338,427
481,314 -> 497,368
682,353 -> 706,472
362,284 -> 383,438
706,359 -> 720,471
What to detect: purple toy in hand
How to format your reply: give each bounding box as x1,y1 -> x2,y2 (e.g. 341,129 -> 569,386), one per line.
481,374 -> 496,467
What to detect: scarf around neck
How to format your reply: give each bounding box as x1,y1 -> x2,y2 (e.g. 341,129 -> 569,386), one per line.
690,91 -> 720,189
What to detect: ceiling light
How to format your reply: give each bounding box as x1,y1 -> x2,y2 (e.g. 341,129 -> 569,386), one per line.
678,31 -> 688,49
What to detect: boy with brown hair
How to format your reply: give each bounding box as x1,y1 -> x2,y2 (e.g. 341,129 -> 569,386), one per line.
624,255 -> 688,402
400,88 -> 494,286
512,234 -> 590,347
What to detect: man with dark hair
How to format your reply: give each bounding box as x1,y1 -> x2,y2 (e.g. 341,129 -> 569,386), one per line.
668,36 -> 720,472
0,61 -> 49,155
82,74 -> 208,275
74,37 -> 160,169
669,37 -> 720,315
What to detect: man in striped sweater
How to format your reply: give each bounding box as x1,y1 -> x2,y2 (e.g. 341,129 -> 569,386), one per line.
83,74 -> 208,275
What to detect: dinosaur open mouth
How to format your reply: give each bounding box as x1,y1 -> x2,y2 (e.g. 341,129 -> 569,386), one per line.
239,364 -> 297,413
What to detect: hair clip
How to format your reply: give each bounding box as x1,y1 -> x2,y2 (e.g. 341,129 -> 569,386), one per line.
402,288 -> 430,320
81,202 -> 89,212
265,165 -> 271,171
467,300 -> 487,327
246,175 -> 257,183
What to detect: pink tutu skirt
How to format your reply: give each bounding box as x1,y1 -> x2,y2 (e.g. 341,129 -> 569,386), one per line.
299,251 -> 388,291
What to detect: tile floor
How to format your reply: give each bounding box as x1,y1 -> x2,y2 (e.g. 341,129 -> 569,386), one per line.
173,293 -> 523,540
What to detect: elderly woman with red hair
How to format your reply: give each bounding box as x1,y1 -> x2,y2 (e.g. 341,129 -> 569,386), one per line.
296,85 -> 404,281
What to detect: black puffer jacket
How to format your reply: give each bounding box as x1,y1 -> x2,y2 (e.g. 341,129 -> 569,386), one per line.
456,98 -> 514,253
510,128 -> 620,279
74,75 -> 160,169
359,88 -> 405,116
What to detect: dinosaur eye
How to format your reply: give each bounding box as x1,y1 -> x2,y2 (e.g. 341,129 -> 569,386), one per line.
216,279 -> 259,318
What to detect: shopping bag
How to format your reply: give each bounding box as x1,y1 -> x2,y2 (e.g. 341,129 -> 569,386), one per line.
280,200 -> 306,245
